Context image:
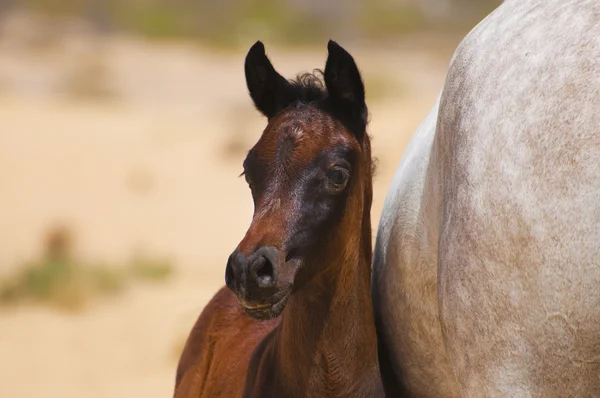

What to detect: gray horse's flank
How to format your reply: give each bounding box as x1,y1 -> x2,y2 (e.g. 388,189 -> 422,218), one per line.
373,0 -> 600,396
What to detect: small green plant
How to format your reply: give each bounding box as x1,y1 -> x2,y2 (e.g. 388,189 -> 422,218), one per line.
358,1 -> 426,39
0,227 -> 174,312
114,2 -> 195,40
0,256 -> 128,311
129,255 -> 173,282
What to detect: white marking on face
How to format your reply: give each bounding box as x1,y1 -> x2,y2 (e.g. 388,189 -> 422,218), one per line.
291,127 -> 304,139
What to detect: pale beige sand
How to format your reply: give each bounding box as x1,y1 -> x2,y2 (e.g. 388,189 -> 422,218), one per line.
0,33 -> 449,397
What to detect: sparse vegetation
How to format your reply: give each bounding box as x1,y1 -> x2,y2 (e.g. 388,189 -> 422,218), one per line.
359,1 -> 426,39
17,0 -> 501,49
0,226 -> 173,312
129,255 -> 173,282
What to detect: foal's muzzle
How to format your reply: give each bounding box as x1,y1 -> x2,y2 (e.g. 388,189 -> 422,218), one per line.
225,246 -> 280,303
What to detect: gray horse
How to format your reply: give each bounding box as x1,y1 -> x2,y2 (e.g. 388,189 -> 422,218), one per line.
372,0 -> 600,396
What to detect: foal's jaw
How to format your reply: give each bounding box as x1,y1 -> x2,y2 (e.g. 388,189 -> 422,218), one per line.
236,257 -> 300,320
241,287 -> 292,320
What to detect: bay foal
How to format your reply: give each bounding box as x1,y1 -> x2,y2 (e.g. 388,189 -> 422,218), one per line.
174,41 -> 383,398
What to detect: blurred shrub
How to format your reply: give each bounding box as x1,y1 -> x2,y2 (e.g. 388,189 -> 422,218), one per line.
129,255 -> 173,281
0,258 -> 126,311
21,0 -> 88,17
359,0 -> 426,39
0,226 -> 173,312
114,1 -> 196,40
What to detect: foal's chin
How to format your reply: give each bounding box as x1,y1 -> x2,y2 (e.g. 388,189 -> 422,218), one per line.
241,290 -> 291,321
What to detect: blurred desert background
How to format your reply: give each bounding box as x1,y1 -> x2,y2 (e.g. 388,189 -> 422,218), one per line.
0,1 -> 499,397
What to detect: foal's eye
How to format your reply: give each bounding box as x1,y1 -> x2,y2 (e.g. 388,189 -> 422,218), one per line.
329,168 -> 349,187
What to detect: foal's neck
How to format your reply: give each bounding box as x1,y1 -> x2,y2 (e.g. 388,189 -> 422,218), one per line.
275,202 -> 377,393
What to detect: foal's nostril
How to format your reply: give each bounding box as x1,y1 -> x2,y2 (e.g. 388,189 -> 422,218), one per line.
251,256 -> 276,288
256,260 -> 272,285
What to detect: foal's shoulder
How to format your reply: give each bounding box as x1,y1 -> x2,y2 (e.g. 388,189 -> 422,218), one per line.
175,286 -> 279,396
174,287 -> 238,393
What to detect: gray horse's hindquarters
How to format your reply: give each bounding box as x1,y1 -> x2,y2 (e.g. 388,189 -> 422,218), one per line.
372,0 -> 600,396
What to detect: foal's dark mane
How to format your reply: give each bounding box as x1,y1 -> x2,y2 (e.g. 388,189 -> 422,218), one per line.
262,70 -> 369,145
289,71 -> 327,104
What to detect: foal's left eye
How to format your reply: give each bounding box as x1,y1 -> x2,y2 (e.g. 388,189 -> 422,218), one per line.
329,168 -> 349,186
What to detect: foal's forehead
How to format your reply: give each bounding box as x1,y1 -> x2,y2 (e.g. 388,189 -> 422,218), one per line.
252,106 -> 358,163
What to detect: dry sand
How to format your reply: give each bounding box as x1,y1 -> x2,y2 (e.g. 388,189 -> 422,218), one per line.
0,32 -> 450,397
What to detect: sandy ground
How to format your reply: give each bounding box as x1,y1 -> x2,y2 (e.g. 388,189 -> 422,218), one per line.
0,30 -> 451,397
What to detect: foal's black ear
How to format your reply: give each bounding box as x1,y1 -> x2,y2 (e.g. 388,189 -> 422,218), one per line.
245,41 -> 295,119
324,40 -> 367,136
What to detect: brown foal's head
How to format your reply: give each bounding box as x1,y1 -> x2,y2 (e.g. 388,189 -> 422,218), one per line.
225,40 -> 371,320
